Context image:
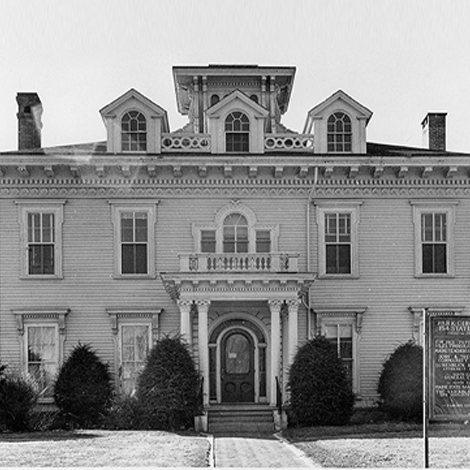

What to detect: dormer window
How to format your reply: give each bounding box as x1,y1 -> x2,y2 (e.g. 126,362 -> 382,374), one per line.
327,112 -> 352,152
122,111 -> 147,151
225,112 -> 250,152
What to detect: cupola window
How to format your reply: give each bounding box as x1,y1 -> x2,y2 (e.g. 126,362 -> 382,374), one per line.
327,112 -> 352,152
121,111 -> 147,151
225,112 -> 250,152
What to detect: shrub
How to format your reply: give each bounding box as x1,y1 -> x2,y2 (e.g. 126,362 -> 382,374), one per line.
378,341 -> 423,421
136,335 -> 200,430
0,366 -> 38,432
288,336 -> 355,426
54,343 -> 113,428
103,395 -> 143,430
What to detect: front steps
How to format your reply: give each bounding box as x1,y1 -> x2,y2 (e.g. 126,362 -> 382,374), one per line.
207,404 -> 277,434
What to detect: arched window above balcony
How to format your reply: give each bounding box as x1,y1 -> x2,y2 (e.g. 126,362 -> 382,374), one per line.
223,213 -> 249,253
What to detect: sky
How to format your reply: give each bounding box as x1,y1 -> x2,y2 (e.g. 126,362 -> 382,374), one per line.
1,0 -> 470,152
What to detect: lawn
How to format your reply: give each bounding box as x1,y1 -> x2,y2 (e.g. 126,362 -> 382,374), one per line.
285,421 -> 470,468
0,430 -> 210,467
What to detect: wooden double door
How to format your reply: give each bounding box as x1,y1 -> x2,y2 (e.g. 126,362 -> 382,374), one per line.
221,329 -> 255,402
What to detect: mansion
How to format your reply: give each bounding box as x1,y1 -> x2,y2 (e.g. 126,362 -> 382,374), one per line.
0,64 -> 468,432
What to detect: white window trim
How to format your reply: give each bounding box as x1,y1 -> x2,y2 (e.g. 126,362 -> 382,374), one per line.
315,201 -> 362,278
15,200 -> 66,279
107,308 -> 162,394
313,307 -> 366,396
192,201 -> 279,253
109,200 -> 158,278
13,308 -> 69,403
410,201 -> 458,278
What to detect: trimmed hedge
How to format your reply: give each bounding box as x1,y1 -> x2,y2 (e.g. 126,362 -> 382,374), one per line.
0,365 -> 37,432
54,343 -> 113,428
288,336 -> 355,426
136,335 -> 200,430
378,341 -> 423,421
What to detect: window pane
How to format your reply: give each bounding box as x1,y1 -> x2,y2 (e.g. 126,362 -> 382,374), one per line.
122,244 -> 147,274
201,230 -> 216,253
135,244 -> 148,273
29,245 -> 54,275
338,245 -> 351,273
134,213 -> 148,242
256,230 -> 271,253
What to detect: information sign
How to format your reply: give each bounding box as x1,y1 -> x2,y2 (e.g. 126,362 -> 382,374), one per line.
430,316 -> 470,420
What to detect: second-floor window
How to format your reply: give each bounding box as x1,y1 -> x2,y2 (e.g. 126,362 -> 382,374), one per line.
316,202 -> 361,278
327,112 -> 352,152
421,213 -> 447,274
122,111 -> 147,152
412,202 -> 456,277
223,213 -> 248,253
225,112 -> 249,152
325,213 -> 352,274
120,211 -> 148,274
28,213 -> 55,275
110,202 -> 157,278
16,201 -> 65,279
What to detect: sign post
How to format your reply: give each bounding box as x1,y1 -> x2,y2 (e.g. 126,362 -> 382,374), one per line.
423,308 -> 429,468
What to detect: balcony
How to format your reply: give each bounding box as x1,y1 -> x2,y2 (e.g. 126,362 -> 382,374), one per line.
179,252 -> 299,273
264,134 -> 314,152
162,134 -> 211,152
159,133 -> 315,153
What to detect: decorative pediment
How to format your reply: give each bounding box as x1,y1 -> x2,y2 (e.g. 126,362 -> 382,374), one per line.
304,90 -> 373,154
206,89 -> 269,119
99,88 -> 169,153
100,88 -> 169,125
306,90 -> 372,123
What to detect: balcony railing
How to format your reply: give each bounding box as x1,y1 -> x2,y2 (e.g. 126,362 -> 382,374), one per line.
264,134 -> 314,152
179,252 -> 299,273
162,134 -> 211,152
159,133 -> 314,153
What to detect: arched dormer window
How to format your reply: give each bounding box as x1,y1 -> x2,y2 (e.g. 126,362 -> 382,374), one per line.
225,112 -> 250,152
122,111 -> 147,151
223,213 -> 248,253
327,112 -> 352,152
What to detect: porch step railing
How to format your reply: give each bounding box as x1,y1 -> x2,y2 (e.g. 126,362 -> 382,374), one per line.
179,252 -> 299,273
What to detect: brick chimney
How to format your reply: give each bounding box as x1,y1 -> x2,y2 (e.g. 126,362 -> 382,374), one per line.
16,92 -> 43,150
421,112 -> 446,151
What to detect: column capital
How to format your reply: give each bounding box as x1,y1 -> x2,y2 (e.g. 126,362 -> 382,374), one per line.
268,299 -> 284,313
286,298 -> 301,310
177,299 -> 193,310
195,299 -> 211,310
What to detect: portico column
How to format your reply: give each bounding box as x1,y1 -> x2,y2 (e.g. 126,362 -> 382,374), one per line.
287,298 -> 301,365
196,299 -> 210,407
268,299 -> 283,406
177,299 -> 193,345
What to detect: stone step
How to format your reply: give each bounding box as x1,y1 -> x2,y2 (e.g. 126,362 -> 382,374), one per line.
207,405 -> 275,434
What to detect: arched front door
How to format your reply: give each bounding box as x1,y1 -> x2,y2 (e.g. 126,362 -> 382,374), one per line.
221,330 -> 255,402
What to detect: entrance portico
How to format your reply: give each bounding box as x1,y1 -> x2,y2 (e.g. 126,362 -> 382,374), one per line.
161,273 -> 314,408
